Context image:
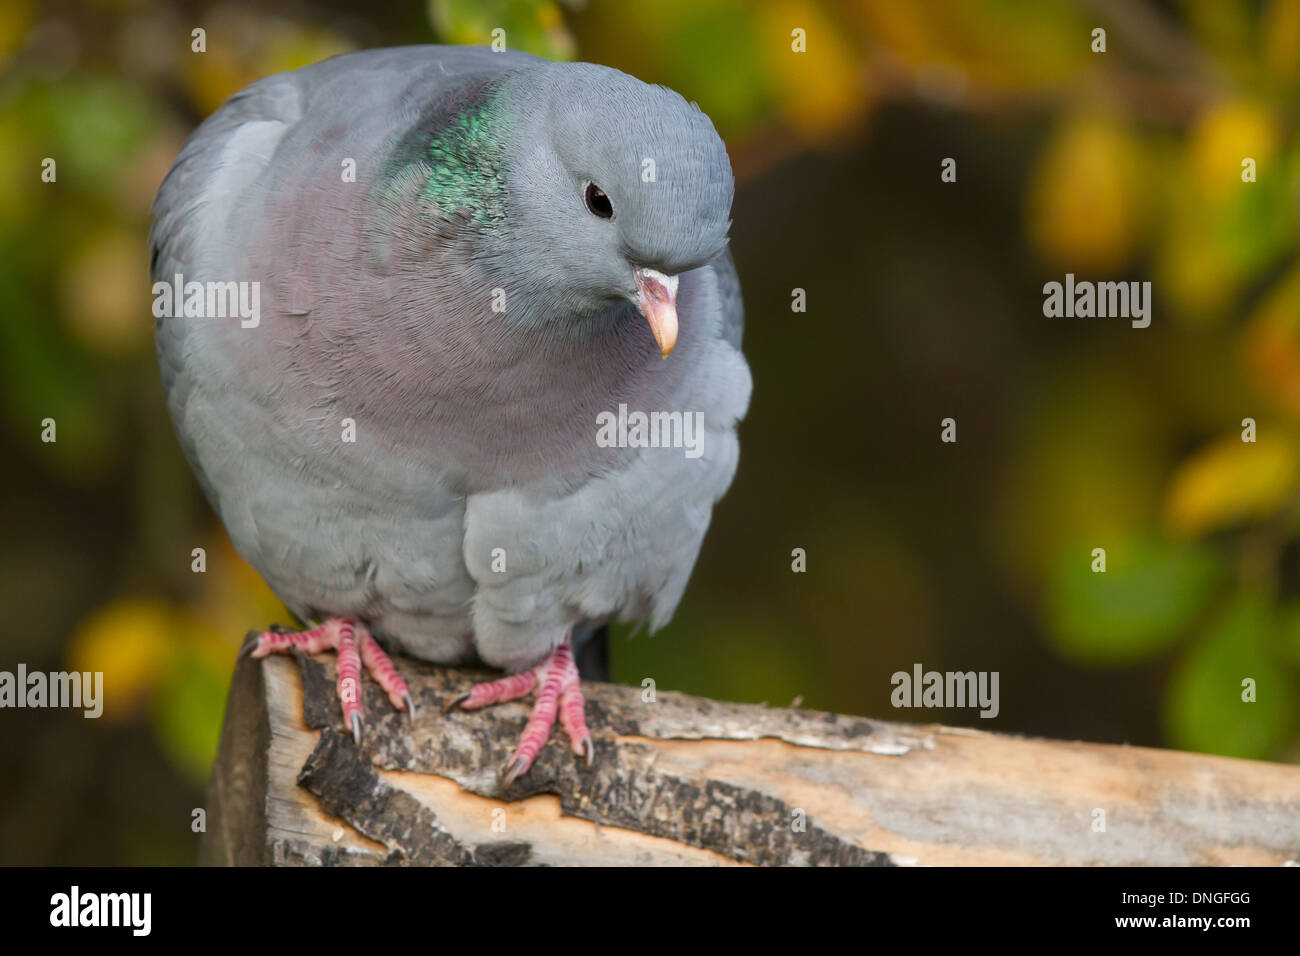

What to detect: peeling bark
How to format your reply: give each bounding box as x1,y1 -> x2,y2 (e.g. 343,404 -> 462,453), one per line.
201,649 -> 1300,867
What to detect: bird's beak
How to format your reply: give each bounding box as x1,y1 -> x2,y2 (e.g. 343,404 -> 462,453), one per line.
633,267 -> 679,358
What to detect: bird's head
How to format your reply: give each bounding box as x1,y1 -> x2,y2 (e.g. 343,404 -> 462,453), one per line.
498,62 -> 734,357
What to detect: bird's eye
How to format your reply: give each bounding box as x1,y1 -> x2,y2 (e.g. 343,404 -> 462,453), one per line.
584,182 -> 614,219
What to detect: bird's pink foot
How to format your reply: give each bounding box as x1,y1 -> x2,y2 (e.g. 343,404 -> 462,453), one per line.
242,617 -> 413,743
448,639 -> 592,785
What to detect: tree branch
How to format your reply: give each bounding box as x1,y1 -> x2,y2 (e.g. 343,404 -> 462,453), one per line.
201,648 -> 1300,866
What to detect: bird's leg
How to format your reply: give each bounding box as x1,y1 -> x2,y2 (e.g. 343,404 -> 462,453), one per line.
448,638 -> 592,785
242,617 -> 414,743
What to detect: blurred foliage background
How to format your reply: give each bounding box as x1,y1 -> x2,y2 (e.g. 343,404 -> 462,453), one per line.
2,0 -> 1299,863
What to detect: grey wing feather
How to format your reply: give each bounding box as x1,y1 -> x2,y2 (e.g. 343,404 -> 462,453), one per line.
150,45 -> 545,287
149,47 -> 547,654
149,45 -> 544,503
149,46 -> 750,669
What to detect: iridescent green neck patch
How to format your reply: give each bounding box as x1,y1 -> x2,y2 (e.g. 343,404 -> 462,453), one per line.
370,78 -> 510,244
417,100 -> 507,225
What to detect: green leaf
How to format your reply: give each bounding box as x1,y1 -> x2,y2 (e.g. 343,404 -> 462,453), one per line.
428,0 -> 575,60
152,653 -> 229,786
1045,534 -> 1220,665
27,76 -> 159,187
1218,169 -> 1295,274
1164,592 -> 1298,759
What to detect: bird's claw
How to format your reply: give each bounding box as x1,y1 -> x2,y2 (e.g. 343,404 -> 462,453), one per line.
583,736 -> 594,767
237,630 -> 260,661
444,691 -> 470,714
244,618 -> 412,745
501,754 -> 530,788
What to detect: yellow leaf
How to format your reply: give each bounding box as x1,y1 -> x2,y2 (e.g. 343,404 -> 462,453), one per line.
183,45 -> 254,117
257,27 -> 354,78
194,531 -> 287,648
1165,434 -> 1299,537
758,1 -> 868,140
1243,265 -> 1300,418
1189,100 -> 1277,203
1027,115 -> 1149,271
66,598 -> 178,720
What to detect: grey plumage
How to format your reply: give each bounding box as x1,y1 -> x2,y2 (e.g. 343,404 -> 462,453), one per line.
151,45 -> 751,674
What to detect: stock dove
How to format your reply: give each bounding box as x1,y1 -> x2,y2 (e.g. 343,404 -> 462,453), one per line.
150,45 -> 751,783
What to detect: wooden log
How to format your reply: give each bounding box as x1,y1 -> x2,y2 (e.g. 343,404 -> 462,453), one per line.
200,645 -> 1300,866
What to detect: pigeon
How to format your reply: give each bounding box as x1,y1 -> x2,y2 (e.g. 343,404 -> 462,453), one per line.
150,45 -> 751,784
